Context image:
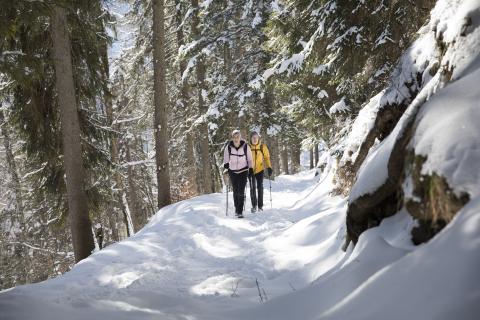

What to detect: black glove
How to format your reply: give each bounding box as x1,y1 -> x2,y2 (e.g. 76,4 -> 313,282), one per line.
224,163 -> 229,170
248,168 -> 254,177
267,167 -> 273,177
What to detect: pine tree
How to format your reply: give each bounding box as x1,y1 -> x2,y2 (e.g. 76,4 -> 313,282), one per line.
0,0 -> 127,284
190,0 -> 214,194
174,0 -> 198,196
50,5 -> 95,262
153,0 -> 172,208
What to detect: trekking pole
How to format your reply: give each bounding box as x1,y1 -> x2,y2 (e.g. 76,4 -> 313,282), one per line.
224,169 -> 229,216
251,173 -> 257,211
269,173 -> 273,209
247,175 -> 251,211
225,183 -> 229,216
243,177 -> 248,214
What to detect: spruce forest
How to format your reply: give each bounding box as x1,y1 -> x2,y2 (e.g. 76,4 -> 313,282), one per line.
0,0 -> 479,319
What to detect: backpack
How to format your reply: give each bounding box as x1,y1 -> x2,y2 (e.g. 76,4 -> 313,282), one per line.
223,140 -> 249,164
251,143 -> 265,162
257,143 -> 265,157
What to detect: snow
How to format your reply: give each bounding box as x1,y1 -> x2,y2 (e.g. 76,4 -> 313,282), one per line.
106,2 -> 134,64
412,60 -> 480,198
251,12 -> 262,28
1,157 -> 479,319
319,198 -> 480,320
329,97 -> 349,114
201,0 -> 214,10
308,85 -> 328,99
2,1 -> 480,318
349,67 -> 441,201
312,64 -> 329,75
348,0 -> 480,201
374,28 -> 394,48
277,53 -> 305,75
0,166 -> 342,319
22,162 -> 47,179
0,51 -> 25,57
270,0 -> 282,15
262,17 -> 326,80
340,90 -> 384,166
327,26 -> 363,52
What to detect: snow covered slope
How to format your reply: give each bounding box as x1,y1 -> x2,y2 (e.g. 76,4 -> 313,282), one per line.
1,158 -> 479,319
0,165 -> 343,319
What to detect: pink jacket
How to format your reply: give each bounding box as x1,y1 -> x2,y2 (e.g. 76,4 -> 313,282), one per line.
224,140 -> 253,173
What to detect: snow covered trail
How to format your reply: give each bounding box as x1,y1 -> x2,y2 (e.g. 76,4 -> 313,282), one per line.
1,163 -> 479,320
0,167 -> 345,320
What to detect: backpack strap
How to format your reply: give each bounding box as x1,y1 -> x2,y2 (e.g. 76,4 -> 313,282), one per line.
227,141 -> 248,162
244,143 -> 248,164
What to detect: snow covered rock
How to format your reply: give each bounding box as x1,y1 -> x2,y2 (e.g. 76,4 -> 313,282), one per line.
344,0 -> 480,245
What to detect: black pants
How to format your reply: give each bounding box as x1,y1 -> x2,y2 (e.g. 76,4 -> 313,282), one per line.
250,170 -> 264,209
229,170 -> 248,214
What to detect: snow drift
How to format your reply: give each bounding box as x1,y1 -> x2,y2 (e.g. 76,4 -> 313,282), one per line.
1,158 -> 479,319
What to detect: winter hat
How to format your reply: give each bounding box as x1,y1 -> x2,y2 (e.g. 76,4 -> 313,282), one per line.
231,129 -> 241,137
250,130 -> 260,138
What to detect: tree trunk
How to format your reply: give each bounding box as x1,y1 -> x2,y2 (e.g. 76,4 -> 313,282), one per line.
262,76 -> 277,175
136,136 -> 156,217
291,143 -> 301,173
51,6 -> 94,263
309,148 -> 314,169
153,0 -> 171,208
126,141 -> 145,231
272,136 -> 281,176
105,105 -> 126,239
175,0 -> 198,196
224,40 -> 236,138
191,0 -> 213,194
314,143 -> 319,167
280,142 -> 289,175
101,39 -> 128,240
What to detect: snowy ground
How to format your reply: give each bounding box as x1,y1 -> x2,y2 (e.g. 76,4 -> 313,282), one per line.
1,160 -> 479,320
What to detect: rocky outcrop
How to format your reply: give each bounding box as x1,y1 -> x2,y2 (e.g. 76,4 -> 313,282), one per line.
335,100 -> 411,196
404,154 -> 470,244
345,100 -> 420,245
342,0 -> 479,248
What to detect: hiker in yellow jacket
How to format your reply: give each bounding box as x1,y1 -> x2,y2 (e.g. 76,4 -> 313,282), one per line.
249,131 -> 273,212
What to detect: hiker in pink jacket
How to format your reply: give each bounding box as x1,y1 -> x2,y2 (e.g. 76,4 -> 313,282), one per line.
223,130 -> 253,218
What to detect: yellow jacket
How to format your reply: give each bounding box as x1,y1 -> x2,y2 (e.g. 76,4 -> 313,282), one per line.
249,142 -> 272,174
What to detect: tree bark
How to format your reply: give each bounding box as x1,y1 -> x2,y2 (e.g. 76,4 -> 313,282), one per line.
272,136 -> 281,176
314,143 -> 319,167
125,141 -> 145,231
104,95 -> 126,239
309,148 -> 314,169
291,143 -> 301,173
175,0 -> 198,196
100,35 -> 129,240
153,0 -> 172,208
191,0 -> 213,194
51,6 -> 94,263
280,142 -> 289,175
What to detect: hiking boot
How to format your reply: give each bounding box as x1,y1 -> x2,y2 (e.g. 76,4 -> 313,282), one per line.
251,207 -> 257,213
258,207 -> 263,212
